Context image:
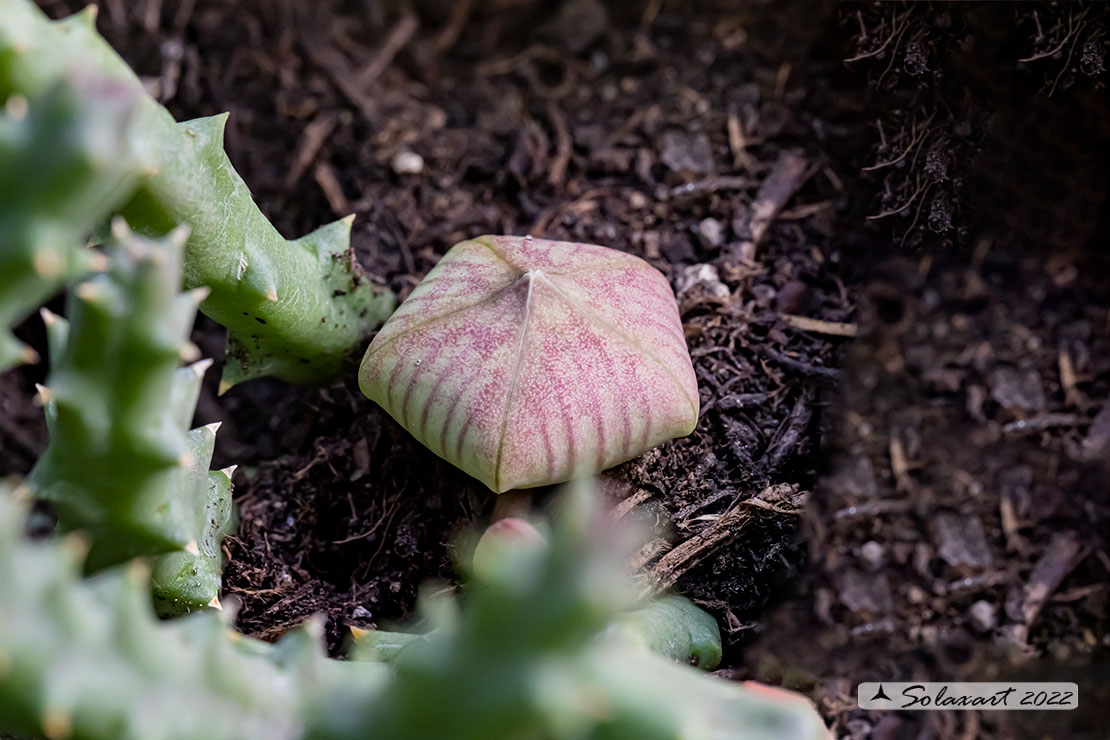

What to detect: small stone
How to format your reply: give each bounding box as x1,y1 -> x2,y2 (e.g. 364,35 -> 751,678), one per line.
659,130 -> 715,174
838,568 -> 893,615
860,541 -> 886,571
932,511 -> 993,569
968,600 -> 997,632
695,217 -> 724,248
391,150 -> 424,175
774,279 -> 809,314
825,455 -> 877,498
675,263 -> 730,309
845,718 -> 872,740
351,605 -> 373,620
989,365 -> 1046,411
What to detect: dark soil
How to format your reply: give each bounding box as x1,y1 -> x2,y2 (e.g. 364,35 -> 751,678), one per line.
4,1 -> 1108,738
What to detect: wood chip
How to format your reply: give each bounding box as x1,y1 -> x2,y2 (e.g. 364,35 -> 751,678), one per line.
356,12 -> 419,87
734,150 -> 811,262
1074,396 -> 1110,462
646,483 -> 802,595
611,488 -> 654,520
286,113 -> 338,189
780,314 -> 859,337
1011,534 -> 1087,643
1058,347 -> 1082,407
301,38 -> 376,121
313,162 -> 350,216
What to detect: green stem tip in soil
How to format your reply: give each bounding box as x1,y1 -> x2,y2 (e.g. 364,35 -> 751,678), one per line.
0,0 -> 396,387
0,74 -> 140,372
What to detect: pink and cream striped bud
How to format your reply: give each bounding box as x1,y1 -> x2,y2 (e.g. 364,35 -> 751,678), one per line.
359,236 -> 699,492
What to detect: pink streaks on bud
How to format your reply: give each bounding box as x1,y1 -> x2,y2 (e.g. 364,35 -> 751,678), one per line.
359,235 -> 699,492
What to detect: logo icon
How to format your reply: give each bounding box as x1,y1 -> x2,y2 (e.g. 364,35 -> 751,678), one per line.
870,684 -> 892,702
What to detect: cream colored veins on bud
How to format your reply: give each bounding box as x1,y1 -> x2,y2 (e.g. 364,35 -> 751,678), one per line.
358,235 -> 699,493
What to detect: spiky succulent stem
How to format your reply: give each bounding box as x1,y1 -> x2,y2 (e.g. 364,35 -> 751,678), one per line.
0,75 -> 139,372
29,226 -> 230,590
323,484 -> 828,740
0,0 -> 396,387
0,485 -> 388,740
1,482 -> 827,740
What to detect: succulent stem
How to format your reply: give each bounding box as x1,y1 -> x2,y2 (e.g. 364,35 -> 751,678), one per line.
0,77 -> 139,371
1,0 -> 396,387
29,227 -> 232,604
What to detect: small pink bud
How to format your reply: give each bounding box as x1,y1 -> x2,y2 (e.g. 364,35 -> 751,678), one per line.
471,518 -> 546,579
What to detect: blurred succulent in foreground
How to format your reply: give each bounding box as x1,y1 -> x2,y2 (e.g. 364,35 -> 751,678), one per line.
470,516 -> 723,669
0,481 -> 828,740
324,483 -> 827,739
0,482 -> 387,740
360,235 -> 699,492
0,76 -> 139,371
29,225 -> 234,613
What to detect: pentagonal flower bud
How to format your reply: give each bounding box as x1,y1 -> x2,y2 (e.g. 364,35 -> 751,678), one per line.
359,236 -> 698,492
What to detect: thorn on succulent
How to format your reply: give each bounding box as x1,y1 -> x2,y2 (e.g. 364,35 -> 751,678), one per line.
85,251 -> 109,272
18,344 -> 40,365
33,383 -> 53,406
3,94 -> 29,119
109,216 -> 130,241
39,307 -> 60,326
184,540 -> 200,556
126,559 -> 152,583
168,223 -> 191,247
11,483 -> 34,503
203,421 -> 222,435
31,247 -> 64,278
188,357 -> 214,377
217,379 -> 233,396
472,517 -> 546,581
58,532 -> 90,563
76,4 -> 98,26
179,341 -> 201,363
304,614 -> 326,641
207,595 -> 222,610
349,626 -> 370,640
186,286 -> 212,305
41,708 -> 72,740
73,282 -> 102,302
219,464 -> 238,478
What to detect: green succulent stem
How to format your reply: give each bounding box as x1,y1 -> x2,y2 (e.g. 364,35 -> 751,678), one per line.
30,227 -> 235,611
0,485 -> 389,740
0,482 -> 828,740
605,594 -> 723,669
0,75 -> 140,371
0,0 -> 395,387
